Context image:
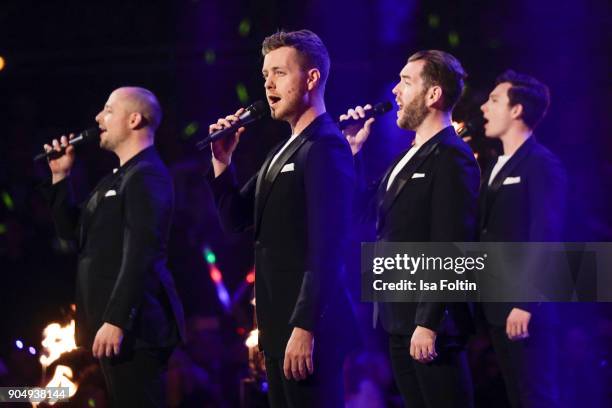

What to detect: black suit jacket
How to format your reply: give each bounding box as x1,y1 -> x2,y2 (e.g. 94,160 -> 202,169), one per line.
209,113 -> 358,357
479,136 -> 567,324
42,146 -> 186,349
358,126 -> 480,338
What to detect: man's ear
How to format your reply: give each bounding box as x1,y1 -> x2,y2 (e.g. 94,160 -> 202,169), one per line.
427,85 -> 444,109
510,103 -> 523,121
128,112 -> 145,129
306,68 -> 321,92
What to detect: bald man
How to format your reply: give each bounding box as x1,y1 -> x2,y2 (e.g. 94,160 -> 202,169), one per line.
41,87 -> 185,407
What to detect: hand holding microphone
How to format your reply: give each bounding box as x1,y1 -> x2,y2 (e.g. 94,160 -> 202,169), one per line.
36,127 -> 100,183
209,107 -> 247,174
44,134 -> 76,184
204,101 -> 267,177
339,101 -> 392,156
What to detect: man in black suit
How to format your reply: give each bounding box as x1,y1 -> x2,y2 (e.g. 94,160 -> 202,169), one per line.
42,87 -> 185,407
207,30 -> 356,407
341,50 -> 479,407
479,70 -> 566,407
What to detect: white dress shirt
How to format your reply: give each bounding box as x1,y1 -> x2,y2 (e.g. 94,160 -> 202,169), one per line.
267,134 -> 298,175
386,145 -> 421,190
488,154 -> 512,186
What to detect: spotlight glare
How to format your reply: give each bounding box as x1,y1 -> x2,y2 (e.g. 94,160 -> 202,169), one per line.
238,19 -> 251,37
210,265 -> 223,283
236,83 -> 249,105
203,248 -> 216,264
204,49 -> 216,65
448,31 -> 460,47
2,191 -> 14,210
246,270 -> 255,284
428,14 -> 440,28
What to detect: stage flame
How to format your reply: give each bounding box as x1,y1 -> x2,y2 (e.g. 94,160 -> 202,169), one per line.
245,329 -> 259,348
32,319 -> 79,407
39,320 -> 77,368
31,365 -> 78,406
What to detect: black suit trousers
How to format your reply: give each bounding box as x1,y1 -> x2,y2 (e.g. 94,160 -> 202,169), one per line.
388,334 -> 474,408
488,320 -> 560,408
264,348 -> 345,408
99,345 -> 174,408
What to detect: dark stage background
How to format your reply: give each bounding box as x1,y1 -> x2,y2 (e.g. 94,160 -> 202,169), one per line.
1,0 -> 611,406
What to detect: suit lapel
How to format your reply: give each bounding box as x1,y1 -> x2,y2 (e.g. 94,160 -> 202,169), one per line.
379,129 -> 448,217
265,136 -> 308,183
78,147 -> 156,247
254,141 -> 284,235
253,113 -> 328,237
488,137 -> 534,194
479,163 -> 495,231
482,137 -> 535,229
375,153 -> 405,213
79,173 -> 117,247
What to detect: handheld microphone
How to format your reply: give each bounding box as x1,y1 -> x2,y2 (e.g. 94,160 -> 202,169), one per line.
338,101 -> 393,130
33,127 -> 101,162
197,100 -> 268,150
457,117 -> 485,137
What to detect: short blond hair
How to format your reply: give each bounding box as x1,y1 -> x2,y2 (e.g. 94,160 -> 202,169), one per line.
262,29 -> 330,91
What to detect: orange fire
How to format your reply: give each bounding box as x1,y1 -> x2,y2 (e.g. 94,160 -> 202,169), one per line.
245,329 -> 259,349
39,320 -> 77,367
31,366 -> 77,407
31,319 -> 79,406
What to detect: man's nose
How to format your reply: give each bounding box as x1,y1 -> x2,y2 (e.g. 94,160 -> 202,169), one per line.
265,76 -> 274,89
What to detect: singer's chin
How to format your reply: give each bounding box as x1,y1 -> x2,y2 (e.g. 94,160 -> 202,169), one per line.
99,139 -> 111,151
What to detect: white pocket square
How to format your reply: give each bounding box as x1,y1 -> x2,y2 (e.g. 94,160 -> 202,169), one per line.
281,163 -> 295,173
502,176 -> 521,185
104,190 -> 117,197
411,173 -> 426,179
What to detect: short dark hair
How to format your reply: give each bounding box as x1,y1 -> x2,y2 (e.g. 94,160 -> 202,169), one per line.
495,70 -> 550,130
407,50 -> 467,111
262,29 -> 330,91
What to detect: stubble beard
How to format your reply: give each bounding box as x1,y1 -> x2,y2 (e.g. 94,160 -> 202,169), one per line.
398,91 -> 429,131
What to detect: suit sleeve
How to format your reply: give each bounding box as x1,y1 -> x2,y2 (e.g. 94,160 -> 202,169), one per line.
289,136 -> 355,331
207,165 -> 257,233
528,155 -> 567,241
39,178 -> 80,242
352,152 -> 381,224
415,148 -> 480,330
513,155 -> 567,313
102,167 -> 173,330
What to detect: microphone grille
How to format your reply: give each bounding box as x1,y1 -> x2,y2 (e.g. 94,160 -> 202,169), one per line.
82,127 -> 101,141
374,101 -> 393,114
249,100 -> 268,118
